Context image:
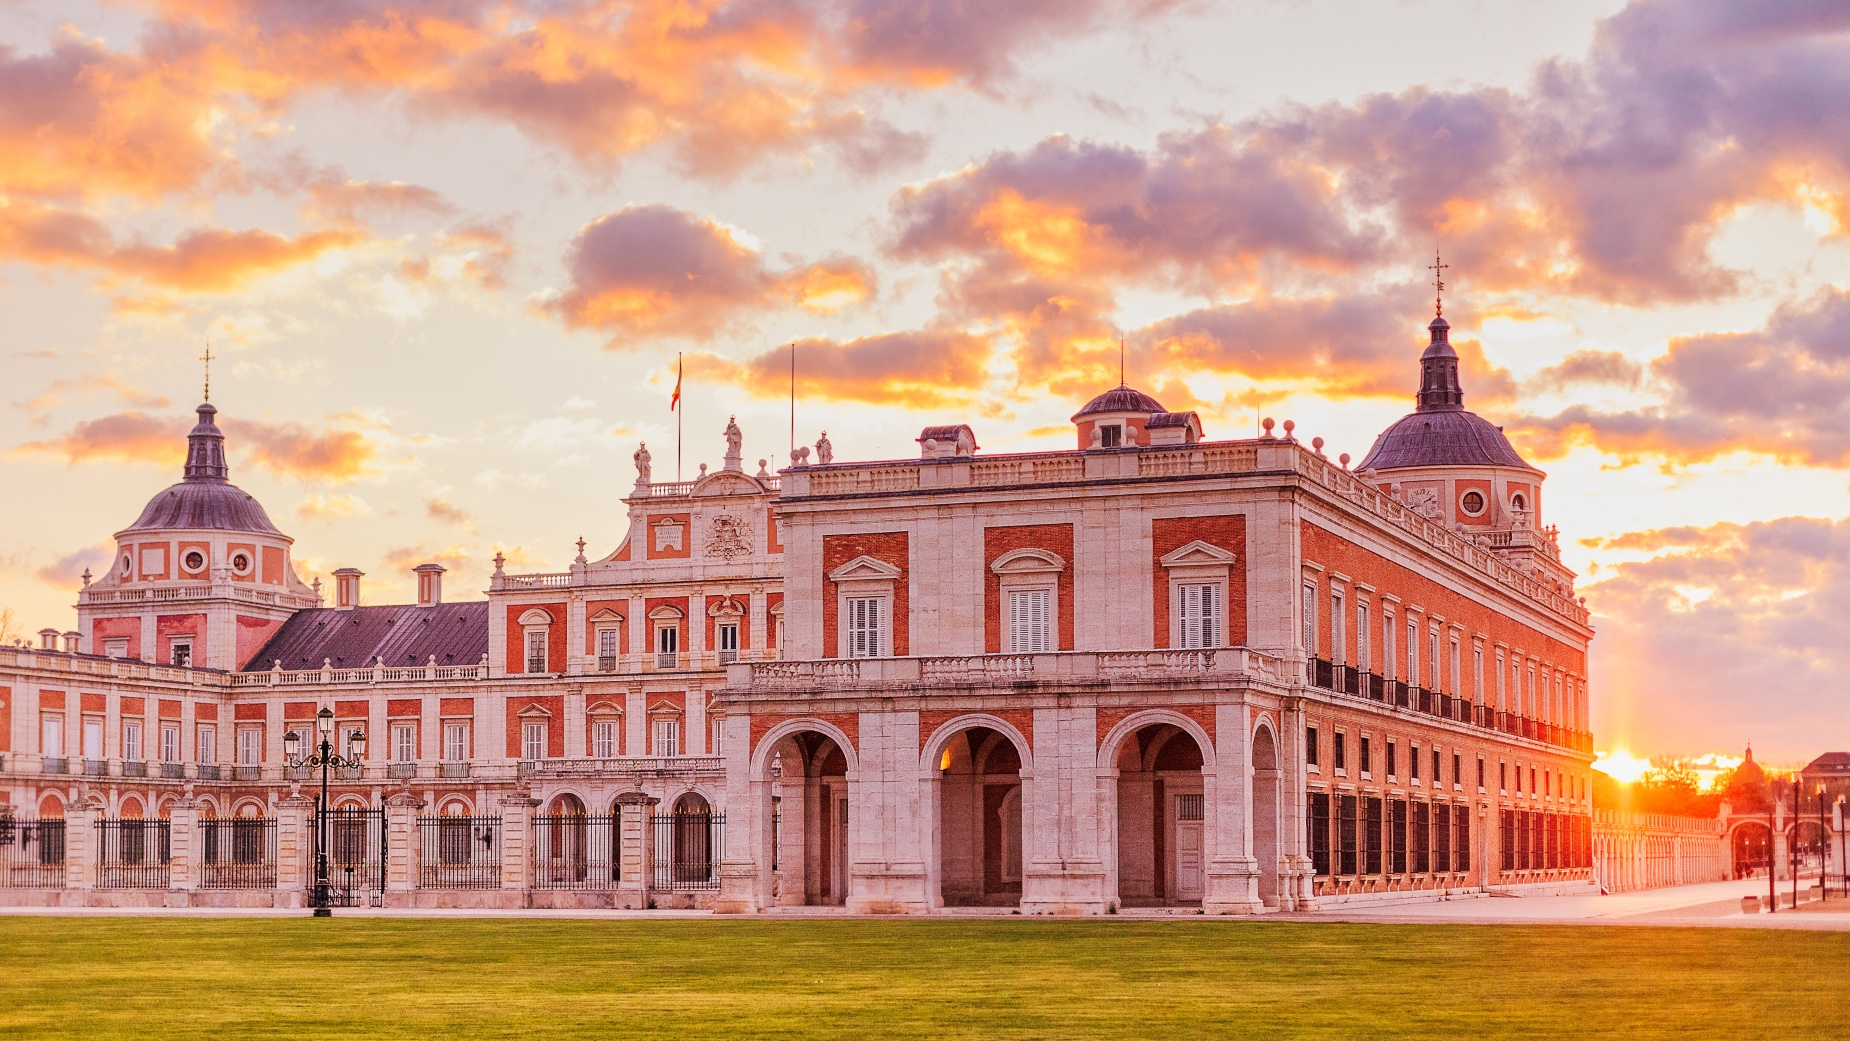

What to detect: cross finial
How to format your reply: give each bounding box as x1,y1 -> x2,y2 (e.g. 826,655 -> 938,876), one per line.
200,342 -> 213,402
1428,251 -> 1450,317
1119,335 -> 1126,387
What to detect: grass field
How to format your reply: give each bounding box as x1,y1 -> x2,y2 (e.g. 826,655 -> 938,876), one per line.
2,917 -> 1843,1039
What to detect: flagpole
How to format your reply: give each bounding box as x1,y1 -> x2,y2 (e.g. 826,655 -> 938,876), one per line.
788,342 -> 796,466
676,352 -> 683,483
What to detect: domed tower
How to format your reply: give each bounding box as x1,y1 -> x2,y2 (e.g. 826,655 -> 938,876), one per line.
77,402 -> 319,669
1071,385 -> 1202,449
1355,309 -> 1572,588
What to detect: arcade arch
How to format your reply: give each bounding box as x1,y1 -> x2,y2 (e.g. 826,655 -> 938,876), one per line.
927,723 -> 1027,907
759,726 -> 853,907
1112,721 -> 1208,907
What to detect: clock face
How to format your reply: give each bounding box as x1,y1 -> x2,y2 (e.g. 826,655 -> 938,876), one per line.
1406,487 -> 1442,520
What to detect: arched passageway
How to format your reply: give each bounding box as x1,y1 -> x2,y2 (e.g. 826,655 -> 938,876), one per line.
1116,723 -> 1206,906
1252,726 -> 1281,907
1732,823 -> 1772,879
933,725 -> 1026,907
765,730 -> 851,906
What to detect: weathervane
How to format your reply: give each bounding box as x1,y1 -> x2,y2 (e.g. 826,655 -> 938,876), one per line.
200,342 -> 213,402
1429,251 -> 1450,317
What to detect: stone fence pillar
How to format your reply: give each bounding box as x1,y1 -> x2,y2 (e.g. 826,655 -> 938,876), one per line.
499,794 -> 534,894
384,791 -> 420,899
65,798 -> 102,896
615,793 -> 658,909
167,798 -> 198,899
276,794 -> 312,906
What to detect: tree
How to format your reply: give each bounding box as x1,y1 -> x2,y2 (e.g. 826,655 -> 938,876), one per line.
1635,757 -> 1721,817
0,608 -> 18,646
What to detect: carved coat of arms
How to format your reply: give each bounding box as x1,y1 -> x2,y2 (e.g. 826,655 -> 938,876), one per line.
707,514 -> 752,561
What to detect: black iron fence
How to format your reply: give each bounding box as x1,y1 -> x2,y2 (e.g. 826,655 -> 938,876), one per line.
531,814 -> 619,889
0,817 -> 65,888
314,805 -> 386,906
418,816 -> 501,889
199,818 -> 278,889
96,819 -> 171,889
652,813 -> 723,891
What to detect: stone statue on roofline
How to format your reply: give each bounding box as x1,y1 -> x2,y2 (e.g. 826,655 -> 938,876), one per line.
633,442 -> 652,487
724,416 -> 743,472
816,431 -> 833,464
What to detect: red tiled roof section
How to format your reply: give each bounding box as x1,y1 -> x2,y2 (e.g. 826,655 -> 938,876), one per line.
241,602 -> 488,672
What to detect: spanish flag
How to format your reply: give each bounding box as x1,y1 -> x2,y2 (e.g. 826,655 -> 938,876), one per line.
670,353 -> 682,411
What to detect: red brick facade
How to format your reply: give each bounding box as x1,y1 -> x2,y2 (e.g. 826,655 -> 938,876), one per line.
1151,515 -> 1247,649
983,524 -> 1076,653
822,531 -> 910,658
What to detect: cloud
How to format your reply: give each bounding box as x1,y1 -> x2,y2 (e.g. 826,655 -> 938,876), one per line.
13,410 -> 378,481
15,373 -> 172,419
1523,350 -> 1645,394
0,200 -> 365,292
838,0 -> 1166,88
303,178 -> 455,225
296,493 -> 373,519
1509,288 -> 1850,466
425,496 -> 474,528
1586,515 -> 1850,758
542,204 -> 872,341
704,328 -> 993,408
34,544 -> 112,589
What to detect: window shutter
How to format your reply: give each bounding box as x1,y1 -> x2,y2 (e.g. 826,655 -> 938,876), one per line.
1008,589 -> 1052,653
1204,583 -> 1222,647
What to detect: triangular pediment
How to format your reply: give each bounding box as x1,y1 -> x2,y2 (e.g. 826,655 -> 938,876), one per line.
1160,540 -> 1238,568
828,555 -> 904,582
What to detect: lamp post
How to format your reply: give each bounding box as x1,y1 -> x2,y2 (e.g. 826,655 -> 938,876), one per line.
284,708 -> 366,917
1818,783 -> 1829,901
1766,794 -> 1777,914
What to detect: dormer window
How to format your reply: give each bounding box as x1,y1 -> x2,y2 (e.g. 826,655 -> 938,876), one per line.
1099,424 -> 1123,448
170,639 -> 193,668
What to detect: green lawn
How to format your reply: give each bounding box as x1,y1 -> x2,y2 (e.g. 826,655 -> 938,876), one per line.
1,917 -> 1842,1039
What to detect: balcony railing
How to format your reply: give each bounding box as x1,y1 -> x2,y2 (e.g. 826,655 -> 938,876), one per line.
122,761 -> 147,778
41,757 -> 67,775
597,655 -> 619,672
1304,658 -> 1592,752
83,759 -> 108,777
733,647 -> 1290,691
231,660 -> 489,687
161,762 -> 185,780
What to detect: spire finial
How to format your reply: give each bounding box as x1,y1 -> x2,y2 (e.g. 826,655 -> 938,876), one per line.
200,342 -> 213,402
1118,335 -> 1126,387
1428,251 -> 1449,317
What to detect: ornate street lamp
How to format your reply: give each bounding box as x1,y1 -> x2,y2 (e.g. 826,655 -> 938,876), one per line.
284,707 -> 366,917
1818,783 -> 1829,901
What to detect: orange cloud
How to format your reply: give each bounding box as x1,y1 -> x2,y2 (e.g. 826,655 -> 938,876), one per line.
0,201 -> 364,292
544,204 -> 873,341
13,411 -> 377,482
697,327 -> 992,408
425,496 -> 474,527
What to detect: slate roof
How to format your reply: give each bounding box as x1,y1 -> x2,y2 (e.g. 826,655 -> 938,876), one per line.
1072,386 -> 1165,420
1355,409 -> 1536,472
242,602 -> 489,672
120,402 -> 284,536
1802,752 -> 1850,774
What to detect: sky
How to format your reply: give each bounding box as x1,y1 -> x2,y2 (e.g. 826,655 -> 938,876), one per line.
2,0 -> 1848,764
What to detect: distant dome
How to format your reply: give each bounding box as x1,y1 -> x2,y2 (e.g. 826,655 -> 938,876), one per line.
118,401 -> 284,536
123,481 -> 282,535
1356,409 -> 1534,471
1072,385 -> 1165,420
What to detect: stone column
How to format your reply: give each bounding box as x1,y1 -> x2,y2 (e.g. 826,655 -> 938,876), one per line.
65,798 -> 102,898
499,794 -> 533,895
846,709 -> 929,915
276,793 -> 312,907
1204,697 -> 1260,914
713,712 -> 759,914
1021,703 -> 1107,916
383,791 -> 420,903
615,792 -> 658,909
166,797 -> 198,902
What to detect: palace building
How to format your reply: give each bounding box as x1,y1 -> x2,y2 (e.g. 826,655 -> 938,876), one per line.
0,306 -> 1597,911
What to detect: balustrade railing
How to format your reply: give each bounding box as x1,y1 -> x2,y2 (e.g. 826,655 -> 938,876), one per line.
1304,658 -> 1590,752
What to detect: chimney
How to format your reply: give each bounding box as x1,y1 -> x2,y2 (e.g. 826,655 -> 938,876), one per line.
414,563 -> 445,606
38,628 -> 59,650
63,632 -> 80,654
333,568 -> 363,610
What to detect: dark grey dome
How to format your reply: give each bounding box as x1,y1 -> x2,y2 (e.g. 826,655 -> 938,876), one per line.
119,401 -> 284,536
1072,385 -> 1164,420
123,480 -> 283,535
1356,409 -> 1534,471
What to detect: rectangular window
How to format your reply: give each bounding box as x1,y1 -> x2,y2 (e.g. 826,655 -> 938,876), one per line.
170,640 -> 192,668
1410,744 -> 1420,781
443,723 -> 469,762
1099,423 -> 1123,448
104,638 -> 128,659
596,628 -> 620,671
1305,725 -> 1319,767
1407,621 -> 1418,686
196,724 -> 216,765
591,720 -> 618,759
1356,603 -> 1370,671
123,721 -> 143,762
236,727 -> 261,766
521,721 -> 546,761
1308,793 -> 1331,877
1473,647 -> 1484,703
717,622 -> 741,664
1435,803 -> 1452,873
1453,752 -> 1463,789
1477,756 -> 1486,791
1412,802 -> 1431,874
82,718 -> 103,760
651,719 -> 680,757
1455,808 -> 1472,873
1432,748 -> 1442,784
392,724 -> 416,763
846,597 -> 885,659
1500,761 -> 1508,794
1449,638 -> 1461,696
1430,631 -> 1442,692
525,630 -> 547,673
1009,589 -> 1053,653
1363,797 -> 1384,875
1178,584 -> 1223,650
1383,615 -> 1396,681
1359,736 -> 1372,778
1496,651 -> 1506,708
1301,584 -> 1317,655
710,716 -> 724,756
656,624 -> 680,669
1386,740 -> 1397,781
1530,766 -> 1537,794
1338,795 -> 1359,876
160,724 -> 180,764
1334,731 -> 1347,773
1330,592 -> 1345,664
1389,799 -> 1409,875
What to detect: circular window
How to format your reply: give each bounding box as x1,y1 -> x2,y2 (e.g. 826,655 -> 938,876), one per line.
120,553 -> 132,577
1460,490 -> 1486,516
230,552 -> 253,576
182,550 -> 206,573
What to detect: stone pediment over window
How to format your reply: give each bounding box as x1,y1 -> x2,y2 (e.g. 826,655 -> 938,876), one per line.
647,604 -> 686,621
991,548 -> 1066,575
647,700 -> 685,718
586,699 -> 624,717
691,471 -> 767,497
828,555 -> 903,582
517,608 -> 555,626
708,596 -> 747,618
589,608 -> 624,623
1159,540 -> 1238,568
515,703 -> 553,720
